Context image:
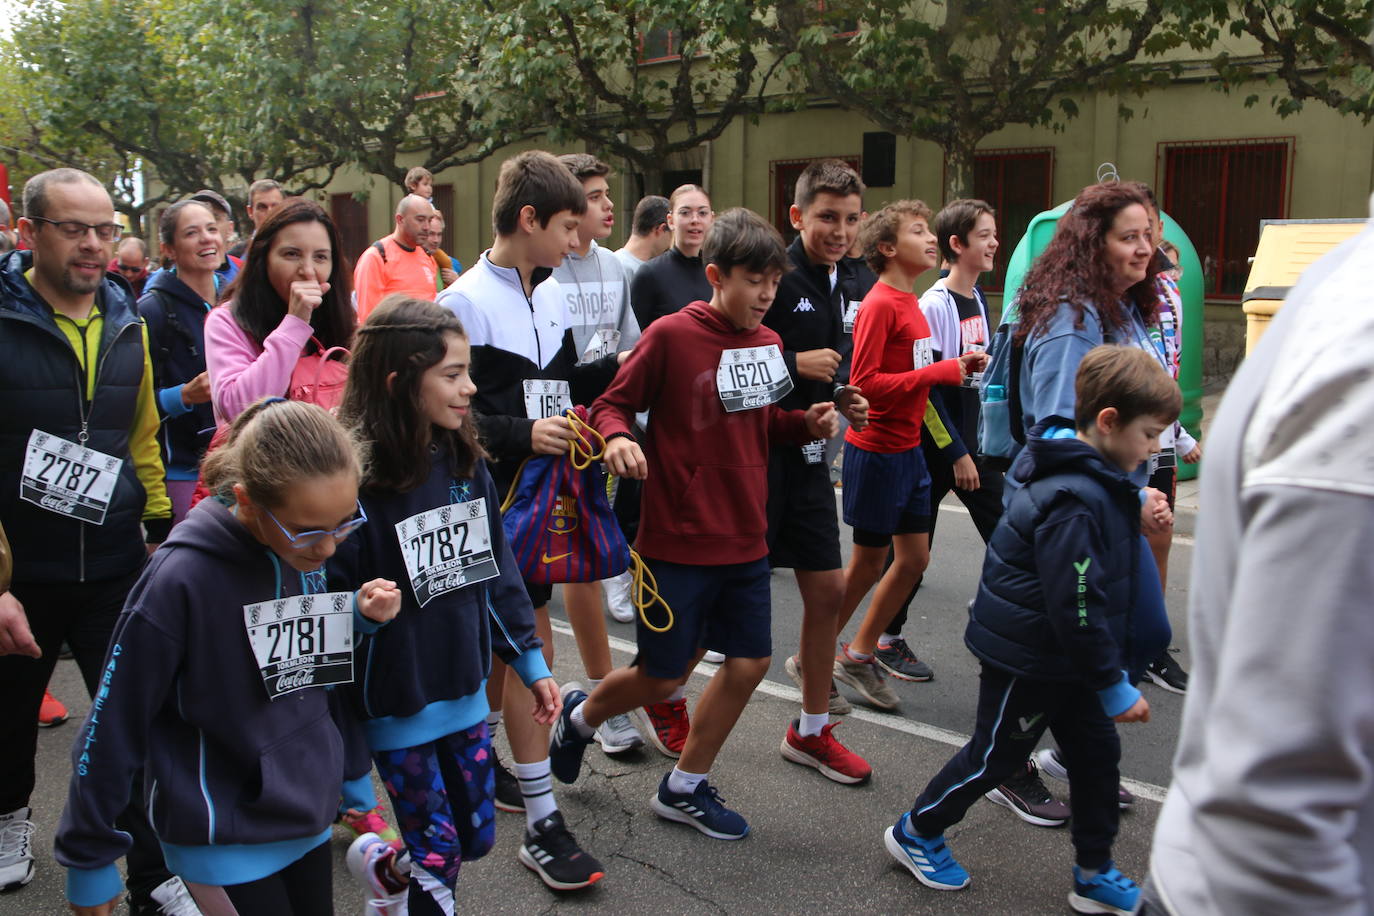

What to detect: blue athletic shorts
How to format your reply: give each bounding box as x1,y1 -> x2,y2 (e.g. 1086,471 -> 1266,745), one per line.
841,441 -> 932,538
634,557 -> 772,679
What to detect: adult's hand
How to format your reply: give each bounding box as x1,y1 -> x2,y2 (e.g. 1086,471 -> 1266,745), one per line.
0,592 -> 40,658
180,372 -> 212,406
286,279 -> 330,322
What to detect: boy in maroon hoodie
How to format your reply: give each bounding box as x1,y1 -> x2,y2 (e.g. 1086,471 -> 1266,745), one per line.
547,208 -> 838,839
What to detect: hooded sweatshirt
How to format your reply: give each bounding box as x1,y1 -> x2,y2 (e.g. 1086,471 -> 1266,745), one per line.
55,498 -> 378,904
327,451 -> 552,751
590,301 -> 812,566
138,270 -> 217,479
553,240 -> 640,365
965,423 -> 1143,717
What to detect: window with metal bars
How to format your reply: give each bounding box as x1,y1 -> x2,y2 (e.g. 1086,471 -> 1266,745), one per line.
638,26 -> 681,63
1160,138 -> 1293,298
971,148 -> 1054,292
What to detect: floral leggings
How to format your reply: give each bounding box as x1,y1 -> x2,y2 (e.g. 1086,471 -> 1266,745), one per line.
373,722 -> 496,892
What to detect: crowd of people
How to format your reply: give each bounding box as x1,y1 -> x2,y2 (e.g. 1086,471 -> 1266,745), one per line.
0,150 -> 1367,916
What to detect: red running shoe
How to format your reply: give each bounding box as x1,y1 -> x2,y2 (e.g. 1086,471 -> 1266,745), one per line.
780,720 -> 872,785
633,698 -> 689,758
38,690 -> 68,728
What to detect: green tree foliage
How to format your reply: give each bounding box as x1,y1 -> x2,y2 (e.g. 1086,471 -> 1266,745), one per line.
774,0 -> 1176,200
1181,0 -> 1374,120
192,0 -> 509,188
6,0 -> 337,230
481,0 -> 790,195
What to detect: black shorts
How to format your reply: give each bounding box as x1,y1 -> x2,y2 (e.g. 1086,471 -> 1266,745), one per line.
523,579 -> 553,609
765,445 -> 842,571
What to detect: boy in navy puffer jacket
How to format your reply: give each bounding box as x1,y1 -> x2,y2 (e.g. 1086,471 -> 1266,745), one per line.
883,345 -> 1179,916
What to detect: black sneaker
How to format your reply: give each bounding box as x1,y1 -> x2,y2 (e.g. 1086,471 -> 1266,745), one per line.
1145,656 -> 1188,694
549,682 -> 592,784
493,749 -> 524,813
985,760 -> 1070,827
874,637 -> 934,682
518,810 -> 606,891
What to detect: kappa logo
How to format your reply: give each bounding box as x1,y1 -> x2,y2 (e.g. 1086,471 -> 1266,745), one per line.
793,297 -> 815,313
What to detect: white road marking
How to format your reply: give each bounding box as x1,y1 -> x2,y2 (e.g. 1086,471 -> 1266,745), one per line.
548,617 -> 1169,803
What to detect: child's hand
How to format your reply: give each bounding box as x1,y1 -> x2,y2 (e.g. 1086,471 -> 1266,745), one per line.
796,348 -> 841,382
530,677 -> 562,726
953,454 -> 979,491
1140,487 -> 1173,534
357,579 -> 402,624
804,402 -> 839,439
616,347 -> 635,365
957,350 -> 989,376
836,385 -> 869,431
531,416 -> 577,455
1114,695 -> 1150,723
1181,444 -> 1202,464
605,437 -> 648,480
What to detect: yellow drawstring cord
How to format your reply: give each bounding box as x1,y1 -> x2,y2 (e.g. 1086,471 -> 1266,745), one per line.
628,550 -> 673,633
565,409 -> 606,470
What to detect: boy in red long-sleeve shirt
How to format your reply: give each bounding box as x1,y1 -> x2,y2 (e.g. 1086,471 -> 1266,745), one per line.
547,209 -> 838,840
831,201 -> 988,711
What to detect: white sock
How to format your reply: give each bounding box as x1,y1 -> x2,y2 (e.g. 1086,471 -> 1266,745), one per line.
410,863 -> 455,915
798,711 -> 828,738
569,702 -> 596,739
877,634 -> 896,649
486,710 -> 502,732
667,685 -> 686,703
666,766 -> 707,796
513,759 -> 557,827
844,645 -> 873,663
1078,866 -> 1100,880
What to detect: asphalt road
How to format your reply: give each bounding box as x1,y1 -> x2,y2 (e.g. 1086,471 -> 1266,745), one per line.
7,492 -> 1194,915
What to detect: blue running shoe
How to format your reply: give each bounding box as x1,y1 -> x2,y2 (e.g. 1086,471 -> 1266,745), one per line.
883,813 -> 970,890
548,682 -> 592,784
1068,862 -> 1140,915
650,774 -> 749,840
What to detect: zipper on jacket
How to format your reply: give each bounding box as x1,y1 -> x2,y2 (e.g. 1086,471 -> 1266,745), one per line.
70,317 -> 138,582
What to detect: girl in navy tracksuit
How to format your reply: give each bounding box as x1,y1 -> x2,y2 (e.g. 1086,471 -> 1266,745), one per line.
55,398 -> 401,916
330,296 -> 558,916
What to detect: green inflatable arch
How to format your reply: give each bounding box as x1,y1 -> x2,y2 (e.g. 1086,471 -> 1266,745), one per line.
1000,202 -> 1205,480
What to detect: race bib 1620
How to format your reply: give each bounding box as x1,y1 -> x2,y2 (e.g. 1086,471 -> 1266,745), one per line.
716,345 -> 793,413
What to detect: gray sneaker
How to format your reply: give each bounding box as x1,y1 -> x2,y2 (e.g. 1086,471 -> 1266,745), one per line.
783,654 -> 852,716
832,647 -> 900,710
0,807 -> 34,892
596,712 -> 645,755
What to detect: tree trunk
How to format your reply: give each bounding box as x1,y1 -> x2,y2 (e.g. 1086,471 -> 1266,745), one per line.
942,134 -> 979,202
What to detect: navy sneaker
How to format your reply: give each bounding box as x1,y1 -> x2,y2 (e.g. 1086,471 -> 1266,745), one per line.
1069,862 -> 1140,915
549,682 -> 592,784
883,813 -> 969,891
649,774 -> 749,840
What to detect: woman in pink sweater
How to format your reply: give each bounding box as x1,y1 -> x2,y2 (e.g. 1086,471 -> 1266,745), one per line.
205,199 -> 356,422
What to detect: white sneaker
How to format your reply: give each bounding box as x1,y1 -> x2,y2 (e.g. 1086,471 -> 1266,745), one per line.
150,875 -> 203,915
702,650 -> 726,664
346,832 -> 409,916
602,571 -> 635,624
0,807 -> 35,892
595,712 -> 645,755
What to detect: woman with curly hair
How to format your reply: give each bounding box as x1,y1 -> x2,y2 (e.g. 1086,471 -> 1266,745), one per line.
1015,182 -> 1162,437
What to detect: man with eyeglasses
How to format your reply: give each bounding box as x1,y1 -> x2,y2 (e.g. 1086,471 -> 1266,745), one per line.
0,168 -> 187,914
107,236 -> 150,296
